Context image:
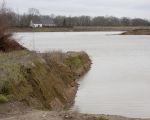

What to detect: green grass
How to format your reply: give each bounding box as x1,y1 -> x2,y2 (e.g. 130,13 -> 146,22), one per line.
0,50 -> 29,62
0,95 -> 8,103
97,116 -> 109,120
65,56 -> 81,70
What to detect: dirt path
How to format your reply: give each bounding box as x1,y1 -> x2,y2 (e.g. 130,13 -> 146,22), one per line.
1,110 -> 150,120
0,103 -> 149,120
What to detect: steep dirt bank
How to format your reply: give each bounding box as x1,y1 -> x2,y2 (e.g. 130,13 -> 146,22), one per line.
121,29 -> 150,35
0,51 -> 91,113
0,25 -> 26,52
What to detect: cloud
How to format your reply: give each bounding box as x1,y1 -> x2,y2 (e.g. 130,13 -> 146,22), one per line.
4,0 -> 150,19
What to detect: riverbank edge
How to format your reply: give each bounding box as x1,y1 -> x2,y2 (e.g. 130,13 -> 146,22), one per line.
121,29 -> 150,35
9,26 -> 150,32
0,51 -> 149,120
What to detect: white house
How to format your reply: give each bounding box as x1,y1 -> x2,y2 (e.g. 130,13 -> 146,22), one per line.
30,18 -> 56,28
30,20 -> 43,28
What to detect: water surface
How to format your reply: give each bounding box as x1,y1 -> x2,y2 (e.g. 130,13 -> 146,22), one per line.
16,32 -> 150,118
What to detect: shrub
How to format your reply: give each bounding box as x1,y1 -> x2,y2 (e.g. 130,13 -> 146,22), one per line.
0,95 -> 8,103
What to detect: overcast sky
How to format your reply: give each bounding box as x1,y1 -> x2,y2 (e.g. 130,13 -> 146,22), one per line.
3,0 -> 150,19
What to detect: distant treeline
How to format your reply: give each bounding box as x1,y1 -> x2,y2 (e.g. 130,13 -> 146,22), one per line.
0,2 -> 150,27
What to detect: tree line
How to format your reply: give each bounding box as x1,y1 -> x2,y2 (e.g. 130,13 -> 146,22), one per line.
0,1 -> 150,27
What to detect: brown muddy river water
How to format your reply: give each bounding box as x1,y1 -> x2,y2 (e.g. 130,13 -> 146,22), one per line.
16,32 -> 150,118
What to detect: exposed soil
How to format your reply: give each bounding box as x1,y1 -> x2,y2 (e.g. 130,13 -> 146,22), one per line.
0,25 -> 26,52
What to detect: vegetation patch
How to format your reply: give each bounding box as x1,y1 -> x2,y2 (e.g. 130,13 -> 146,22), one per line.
0,94 -> 8,103
65,56 -> 81,70
97,116 -> 109,120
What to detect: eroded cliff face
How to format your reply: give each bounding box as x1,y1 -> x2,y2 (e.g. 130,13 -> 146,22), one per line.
0,51 -> 91,110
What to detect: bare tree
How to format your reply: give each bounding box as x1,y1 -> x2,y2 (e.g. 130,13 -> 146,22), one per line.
28,8 -> 40,16
0,0 -> 6,13
0,0 -> 8,25
121,17 -> 131,26
131,18 -> 150,26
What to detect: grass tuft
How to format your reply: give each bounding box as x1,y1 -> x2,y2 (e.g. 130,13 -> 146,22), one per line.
97,116 -> 109,120
0,95 -> 9,103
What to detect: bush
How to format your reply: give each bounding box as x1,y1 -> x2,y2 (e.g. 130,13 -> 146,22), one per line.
0,95 -> 8,103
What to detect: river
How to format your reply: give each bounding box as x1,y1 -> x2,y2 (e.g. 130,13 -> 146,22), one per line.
15,32 -> 150,118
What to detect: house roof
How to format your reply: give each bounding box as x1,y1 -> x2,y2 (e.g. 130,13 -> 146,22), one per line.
31,18 -> 55,25
41,19 -> 54,24
31,18 -> 42,24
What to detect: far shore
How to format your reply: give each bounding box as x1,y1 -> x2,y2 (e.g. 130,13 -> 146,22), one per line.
9,26 -> 150,32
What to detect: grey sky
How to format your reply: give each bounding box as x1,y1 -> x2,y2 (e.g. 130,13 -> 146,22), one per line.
3,0 -> 150,19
